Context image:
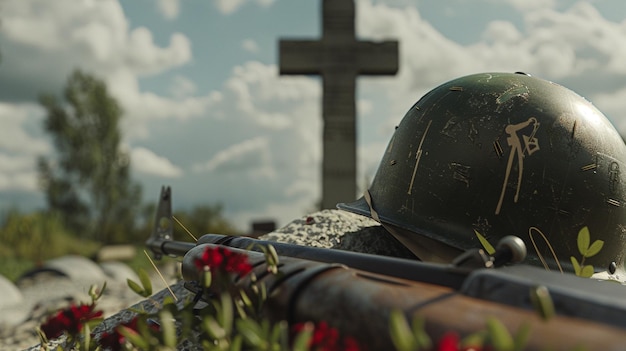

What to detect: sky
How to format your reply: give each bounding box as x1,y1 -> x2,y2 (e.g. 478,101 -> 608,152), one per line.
2,0 -> 626,232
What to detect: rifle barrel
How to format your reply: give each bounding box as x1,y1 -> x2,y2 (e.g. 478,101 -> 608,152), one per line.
197,233 -> 468,289
147,236 -> 195,258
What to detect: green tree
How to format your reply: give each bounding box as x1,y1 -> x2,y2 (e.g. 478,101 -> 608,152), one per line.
38,70 -> 142,244
172,204 -> 240,239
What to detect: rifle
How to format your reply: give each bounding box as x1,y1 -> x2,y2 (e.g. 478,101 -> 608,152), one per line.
147,187 -> 626,350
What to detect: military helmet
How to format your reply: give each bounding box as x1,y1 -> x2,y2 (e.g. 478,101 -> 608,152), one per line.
339,72 -> 626,276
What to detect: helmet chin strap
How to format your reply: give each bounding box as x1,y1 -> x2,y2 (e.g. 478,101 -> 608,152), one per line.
363,190 -> 461,264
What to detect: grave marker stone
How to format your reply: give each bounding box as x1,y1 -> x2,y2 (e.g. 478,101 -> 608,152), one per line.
279,0 -> 398,209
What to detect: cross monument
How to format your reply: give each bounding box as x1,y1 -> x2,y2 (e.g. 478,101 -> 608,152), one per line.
279,0 -> 399,209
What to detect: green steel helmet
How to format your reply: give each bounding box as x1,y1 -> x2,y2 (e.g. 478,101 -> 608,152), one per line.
339,72 -> 626,276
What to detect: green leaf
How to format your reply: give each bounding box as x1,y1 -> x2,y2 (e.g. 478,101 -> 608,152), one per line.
127,278 -> 145,296
239,290 -> 253,309
219,293 -> 234,336
580,265 -> 595,278
530,285 -> 555,321
270,320 -> 288,347
486,317 -> 514,351
203,316 -> 226,340
585,240 -> 604,258
162,295 -> 176,307
259,281 -> 267,303
266,244 -> 279,267
389,310 -> 416,351
159,309 -> 177,348
410,314 -> 432,350
461,332 -> 485,350
138,268 -> 152,296
236,319 -> 264,347
36,326 -> 48,345
570,256 -> 581,276
235,298 -> 248,319
177,308 -> 194,340
475,230 -> 496,255
577,226 -> 590,256
89,282 -> 106,302
118,325 -> 149,349
292,322 -> 313,351
231,334 -> 243,351
513,323 -> 531,351
81,323 -> 91,350
203,270 -> 212,289
85,317 -> 104,332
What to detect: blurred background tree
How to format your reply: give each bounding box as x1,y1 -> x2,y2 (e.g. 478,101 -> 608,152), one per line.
0,69 -> 243,280
172,204 -> 239,239
37,70 -> 142,244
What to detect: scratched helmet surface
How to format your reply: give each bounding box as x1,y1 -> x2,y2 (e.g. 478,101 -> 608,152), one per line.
339,72 -> 626,275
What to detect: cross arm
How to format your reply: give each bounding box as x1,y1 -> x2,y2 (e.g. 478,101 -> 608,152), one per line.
279,40 -> 326,75
355,41 -> 399,75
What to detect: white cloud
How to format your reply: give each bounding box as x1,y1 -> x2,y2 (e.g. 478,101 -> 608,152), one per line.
157,0 -> 181,20
213,0 -> 275,14
482,20 -> 522,44
193,136 -> 275,179
0,0 -> 197,138
241,39 -> 259,53
592,88 -> 626,136
357,99 -> 374,116
357,0 -> 626,115
0,169 -> 39,192
0,103 -> 46,192
1,1 -> 191,78
214,0 -> 246,14
131,147 -> 183,178
357,0 -> 473,119
0,152 -> 39,191
0,103 -> 49,154
223,62 -> 319,130
170,75 -> 198,98
499,0 -> 557,12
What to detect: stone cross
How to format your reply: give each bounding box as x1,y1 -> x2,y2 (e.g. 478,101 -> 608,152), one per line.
279,0 -> 398,209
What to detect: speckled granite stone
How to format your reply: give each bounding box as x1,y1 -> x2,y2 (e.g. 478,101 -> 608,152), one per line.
261,209 -> 416,259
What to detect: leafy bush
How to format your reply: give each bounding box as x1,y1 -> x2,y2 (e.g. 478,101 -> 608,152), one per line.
0,210 -> 102,280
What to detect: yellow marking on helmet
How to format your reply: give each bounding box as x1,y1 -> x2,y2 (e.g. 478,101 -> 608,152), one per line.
580,163 -> 597,172
529,226 -> 563,273
493,140 -> 503,158
607,199 -> 621,207
496,85 -> 530,105
408,120 -> 433,195
449,86 -> 464,91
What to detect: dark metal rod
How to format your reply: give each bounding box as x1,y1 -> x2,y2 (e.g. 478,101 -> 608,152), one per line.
161,240 -> 196,257
197,233 -> 468,289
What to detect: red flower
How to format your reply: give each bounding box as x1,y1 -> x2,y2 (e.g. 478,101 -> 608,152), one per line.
99,329 -> 125,351
99,316 -> 160,351
40,303 -> 103,339
292,321 -> 361,351
437,332 -> 460,351
194,246 -> 253,276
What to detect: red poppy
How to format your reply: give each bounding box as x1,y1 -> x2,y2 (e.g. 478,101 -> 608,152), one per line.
292,321 -> 361,351
437,332 -> 460,351
194,246 -> 253,276
99,315 -> 161,351
40,303 -> 103,339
